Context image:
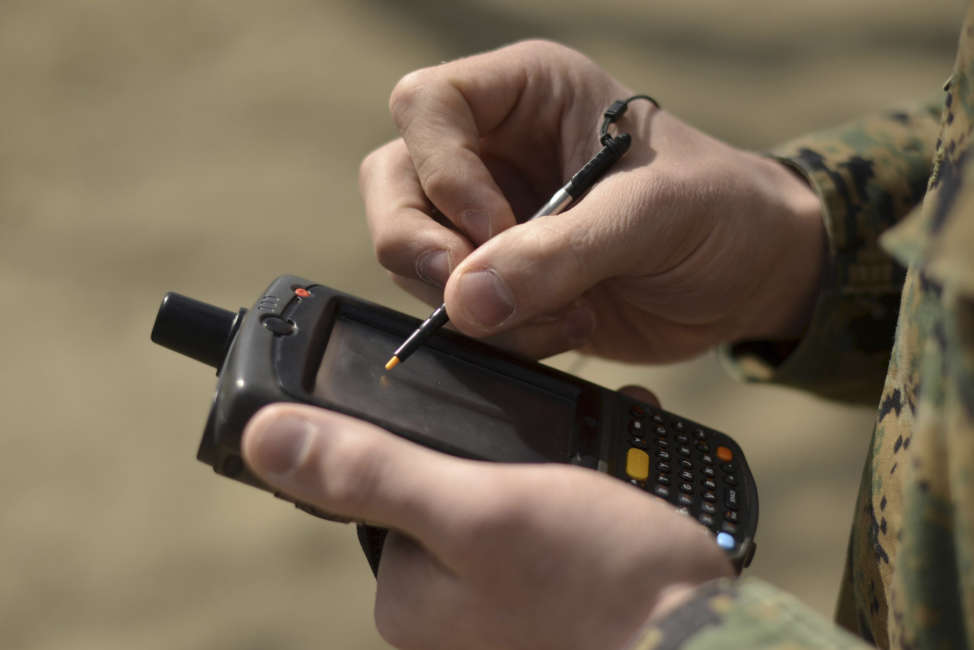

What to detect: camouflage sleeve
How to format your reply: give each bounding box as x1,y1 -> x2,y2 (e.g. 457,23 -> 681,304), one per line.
721,100 -> 943,404
626,578 -> 870,650
873,95 -> 974,644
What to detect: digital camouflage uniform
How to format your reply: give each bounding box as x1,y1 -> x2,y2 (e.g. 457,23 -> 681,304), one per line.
630,6 -> 974,650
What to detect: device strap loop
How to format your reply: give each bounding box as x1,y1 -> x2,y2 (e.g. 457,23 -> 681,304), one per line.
599,94 -> 660,145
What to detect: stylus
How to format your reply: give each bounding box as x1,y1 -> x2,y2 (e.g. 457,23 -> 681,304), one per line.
385,133 -> 632,370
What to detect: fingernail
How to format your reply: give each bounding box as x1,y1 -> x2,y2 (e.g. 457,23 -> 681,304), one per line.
456,269 -> 515,329
460,208 -> 491,243
251,415 -> 314,476
563,304 -> 596,344
416,249 -> 450,287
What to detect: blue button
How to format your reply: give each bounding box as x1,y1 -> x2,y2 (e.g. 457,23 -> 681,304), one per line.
716,532 -> 736,550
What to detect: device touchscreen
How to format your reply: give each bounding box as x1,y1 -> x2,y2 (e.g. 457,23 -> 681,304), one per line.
312,314 -> 578,463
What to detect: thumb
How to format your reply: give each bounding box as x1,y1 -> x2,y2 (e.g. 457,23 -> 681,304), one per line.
242,403 -> 473,560
443,186 -> 635,337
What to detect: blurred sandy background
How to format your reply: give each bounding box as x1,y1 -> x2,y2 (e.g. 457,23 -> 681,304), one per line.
0,1 -> 961,648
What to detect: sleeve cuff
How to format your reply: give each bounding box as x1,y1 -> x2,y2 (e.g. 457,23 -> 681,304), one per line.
717,279 -> 900,404
716,154 -> 907,405
627,578 -> 869,650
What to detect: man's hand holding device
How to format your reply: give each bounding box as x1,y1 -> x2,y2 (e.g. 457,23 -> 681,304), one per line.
243,402 -> 733,650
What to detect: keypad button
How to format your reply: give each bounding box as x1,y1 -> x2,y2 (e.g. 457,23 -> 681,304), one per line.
656,438 -> 669,448
657,461 -> 671,473
678,494 -> 694,507
652,414 -> 664,424
721,521 -> 738,534
676,506 -> 690,516
680,459 -> 693,470
694,428 -> 707,440
656,474 -> 671,486
698,513 -> 715,527
655,425 -> 668,437
703,491 -> 717,503
625,448 -> 650,481
724,474 -> 737,486
716,532 -> 736,550
702,454 -> 715,465
629,478 -> 644,487
701,502 -> 717,515
680,482 -> 694,494
673,420 -> 685,431
721,463 -> 735,474
703,479 -> 717,491
653,485 -> 670,499
725,488 -> 739,510
679,445 -> 692,457
631,436 -> 647,449
657,450 -> 671,461
676,433 -> 689,444
695,442 -> 710,453
703,466 -> 716,478
679,470 -> 694,482
716,445 -> 734,462
629,419 -> 645,435
725,510 -> 739,523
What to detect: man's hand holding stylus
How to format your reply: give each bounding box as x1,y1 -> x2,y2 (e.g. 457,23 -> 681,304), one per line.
359,40 -> 826,361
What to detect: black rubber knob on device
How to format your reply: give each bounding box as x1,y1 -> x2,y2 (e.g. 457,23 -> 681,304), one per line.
151,292 -> 245,370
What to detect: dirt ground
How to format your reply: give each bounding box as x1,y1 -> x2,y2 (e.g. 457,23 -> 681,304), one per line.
0,1 -> 961,648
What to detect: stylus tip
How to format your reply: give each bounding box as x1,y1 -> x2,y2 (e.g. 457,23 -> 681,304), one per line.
384,356 -> 400,371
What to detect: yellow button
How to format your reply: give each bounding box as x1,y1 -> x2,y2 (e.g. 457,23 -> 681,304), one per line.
626,448 -> 650,481
716,446 -> 733,462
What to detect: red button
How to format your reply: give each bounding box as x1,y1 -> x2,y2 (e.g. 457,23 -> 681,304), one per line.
294,288 -> 310,298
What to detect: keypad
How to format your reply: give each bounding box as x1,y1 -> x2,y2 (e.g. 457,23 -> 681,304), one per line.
623,404 -> 745,541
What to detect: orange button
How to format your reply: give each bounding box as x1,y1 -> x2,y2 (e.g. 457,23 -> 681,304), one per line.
716,446 -> 733,462
626,448 -> 650,481
294,288 -> 311,298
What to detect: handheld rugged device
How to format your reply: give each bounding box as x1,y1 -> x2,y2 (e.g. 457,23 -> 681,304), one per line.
151,275 -> 758,571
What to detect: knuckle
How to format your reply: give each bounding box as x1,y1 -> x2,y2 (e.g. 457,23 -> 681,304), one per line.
358,140 -> 400,189
373,535 -> 442,650
533,221 -> 587,282
358,148 -> 380,185
312,436 -> 382,514
374,597 -> 411,648
508,39 -> 594,76
418,165 -> 455,203
389,69 -> 432,128
509,38 -> 565,58
456,475 -> 533,543
374,604 -> 437,650
371,230 -> 402,271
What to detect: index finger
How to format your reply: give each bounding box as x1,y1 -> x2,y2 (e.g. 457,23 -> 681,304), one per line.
361,139 -> 474,285
388,51 -> 528,244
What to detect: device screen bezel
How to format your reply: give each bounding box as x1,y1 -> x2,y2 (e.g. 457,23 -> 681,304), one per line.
273,289 -> 589,463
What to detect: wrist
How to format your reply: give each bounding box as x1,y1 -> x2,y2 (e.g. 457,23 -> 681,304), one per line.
736,152 -> 827,342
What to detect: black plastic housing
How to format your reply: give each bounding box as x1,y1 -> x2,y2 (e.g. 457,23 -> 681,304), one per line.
152,275 -> 759,571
